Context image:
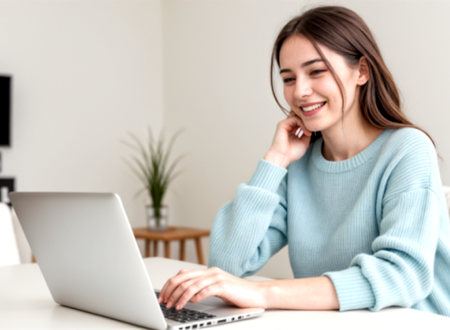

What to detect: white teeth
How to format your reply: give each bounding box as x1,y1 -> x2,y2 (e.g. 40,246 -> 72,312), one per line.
301,102 -> 326,112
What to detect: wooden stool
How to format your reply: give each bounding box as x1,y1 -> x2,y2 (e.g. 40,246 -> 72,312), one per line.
133,226 -> 210,264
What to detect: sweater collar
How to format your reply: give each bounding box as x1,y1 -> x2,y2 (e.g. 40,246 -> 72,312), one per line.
311,129 -> 392,173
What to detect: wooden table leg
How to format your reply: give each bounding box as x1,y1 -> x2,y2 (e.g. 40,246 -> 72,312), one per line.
153,240 -> 159,257
145,240 -> 150,257
164,241 -> 171,259
179,239 -> 186,261
195,238 -> 205,265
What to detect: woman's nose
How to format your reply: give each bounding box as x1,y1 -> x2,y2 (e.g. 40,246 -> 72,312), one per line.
294,78 -> 312,100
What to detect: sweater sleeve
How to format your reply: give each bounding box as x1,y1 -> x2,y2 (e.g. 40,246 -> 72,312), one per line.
325,188 -> 440,311
208,160 -> 288,276
325,131 -> 442,311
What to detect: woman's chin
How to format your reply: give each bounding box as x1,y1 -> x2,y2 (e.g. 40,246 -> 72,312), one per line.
303,124 -> 322,134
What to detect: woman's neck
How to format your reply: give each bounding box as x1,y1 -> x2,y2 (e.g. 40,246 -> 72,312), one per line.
321,115 -> 383,162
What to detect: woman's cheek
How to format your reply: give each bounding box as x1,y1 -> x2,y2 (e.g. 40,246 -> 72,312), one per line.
283,88 -> 295,108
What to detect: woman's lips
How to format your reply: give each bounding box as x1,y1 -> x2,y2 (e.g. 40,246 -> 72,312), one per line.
300,101 -> 326,117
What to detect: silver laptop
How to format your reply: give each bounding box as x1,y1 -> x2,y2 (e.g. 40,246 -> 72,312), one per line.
10,192 -> 264,330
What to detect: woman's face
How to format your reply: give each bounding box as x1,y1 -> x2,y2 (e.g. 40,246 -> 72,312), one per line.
279,34 -> 366,134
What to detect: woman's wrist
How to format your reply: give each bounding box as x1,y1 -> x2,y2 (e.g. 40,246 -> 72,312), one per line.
256,277 -> 340,310
263,150 -> 289,168
256,280 -> 277,309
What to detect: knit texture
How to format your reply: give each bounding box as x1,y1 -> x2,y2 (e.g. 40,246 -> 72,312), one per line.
208,128 -> 450,316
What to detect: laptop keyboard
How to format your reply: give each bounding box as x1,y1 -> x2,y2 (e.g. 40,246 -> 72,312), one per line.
155,291 -> 216,323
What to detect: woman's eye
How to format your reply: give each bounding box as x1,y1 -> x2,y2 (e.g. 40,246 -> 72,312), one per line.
282,77 -> 295,84
310,69 -> 326,76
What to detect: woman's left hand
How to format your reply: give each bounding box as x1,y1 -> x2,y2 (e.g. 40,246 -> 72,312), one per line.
158,267 -> 268,310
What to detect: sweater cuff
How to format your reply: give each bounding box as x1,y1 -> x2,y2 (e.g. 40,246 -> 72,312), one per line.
248,160 -> 287,192
324,266 -> 375,311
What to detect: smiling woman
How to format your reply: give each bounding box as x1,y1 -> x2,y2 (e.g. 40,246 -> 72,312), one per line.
159,5 -> 450,317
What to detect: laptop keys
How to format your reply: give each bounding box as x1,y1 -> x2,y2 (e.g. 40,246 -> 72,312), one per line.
155,291 -> 216,323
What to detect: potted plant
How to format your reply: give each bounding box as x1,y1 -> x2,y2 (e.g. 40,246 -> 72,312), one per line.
123,128 -> 184,230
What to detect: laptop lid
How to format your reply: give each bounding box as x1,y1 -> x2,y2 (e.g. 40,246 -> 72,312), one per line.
10,192 -> 167,329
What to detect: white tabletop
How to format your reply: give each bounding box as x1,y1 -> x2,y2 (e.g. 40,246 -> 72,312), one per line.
1,257 -> 449,329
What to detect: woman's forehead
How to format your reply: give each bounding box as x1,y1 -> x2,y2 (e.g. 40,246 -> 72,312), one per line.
279,35 -> 345,71
280,35 -> 322,67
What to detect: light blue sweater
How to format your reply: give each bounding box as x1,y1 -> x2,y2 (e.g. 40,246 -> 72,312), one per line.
208,128 -> 450,316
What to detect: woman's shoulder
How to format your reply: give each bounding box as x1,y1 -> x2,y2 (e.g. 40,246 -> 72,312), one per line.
380,128 -> 442,198
383,127 -> 435,156
379,127 -> 438,186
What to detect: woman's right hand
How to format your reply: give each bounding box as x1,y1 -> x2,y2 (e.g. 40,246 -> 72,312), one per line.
264,113 -> 312,168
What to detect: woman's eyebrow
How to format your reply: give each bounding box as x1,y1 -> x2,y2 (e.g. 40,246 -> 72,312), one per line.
279,58 -> 324,74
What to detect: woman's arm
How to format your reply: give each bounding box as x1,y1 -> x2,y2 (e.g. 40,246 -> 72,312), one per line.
208,115 -> 312,276
158,267 -> 339,311
325,188 -> 441,311
264,276 -> 339,310
208,160 -> 288,276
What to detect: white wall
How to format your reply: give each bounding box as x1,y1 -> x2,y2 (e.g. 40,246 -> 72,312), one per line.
162,0 -> 450,278
0,0 -> 164,262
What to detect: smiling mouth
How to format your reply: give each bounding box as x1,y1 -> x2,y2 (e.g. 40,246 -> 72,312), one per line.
301,101 -> 327,112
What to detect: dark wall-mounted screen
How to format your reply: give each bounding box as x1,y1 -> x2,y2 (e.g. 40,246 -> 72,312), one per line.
0,75 -> 11,147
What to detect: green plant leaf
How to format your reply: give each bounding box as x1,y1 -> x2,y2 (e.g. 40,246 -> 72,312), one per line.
122,127 -> 185,212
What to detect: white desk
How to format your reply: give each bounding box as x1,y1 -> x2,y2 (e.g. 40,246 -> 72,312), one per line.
1,257 -> 449,329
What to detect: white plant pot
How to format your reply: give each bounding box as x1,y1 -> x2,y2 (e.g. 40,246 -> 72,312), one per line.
146,205 -> 168,231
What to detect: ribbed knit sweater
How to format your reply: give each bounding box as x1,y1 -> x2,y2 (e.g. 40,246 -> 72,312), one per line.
208,128 -> 450,316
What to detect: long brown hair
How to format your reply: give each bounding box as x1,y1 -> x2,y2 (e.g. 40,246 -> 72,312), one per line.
270,5 -> 434,144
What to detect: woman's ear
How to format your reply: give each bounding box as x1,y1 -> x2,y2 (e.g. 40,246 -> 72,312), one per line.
357,57 -> 369,86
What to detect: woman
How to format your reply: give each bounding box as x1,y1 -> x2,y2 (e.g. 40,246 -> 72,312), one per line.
159,5 -> 450,315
